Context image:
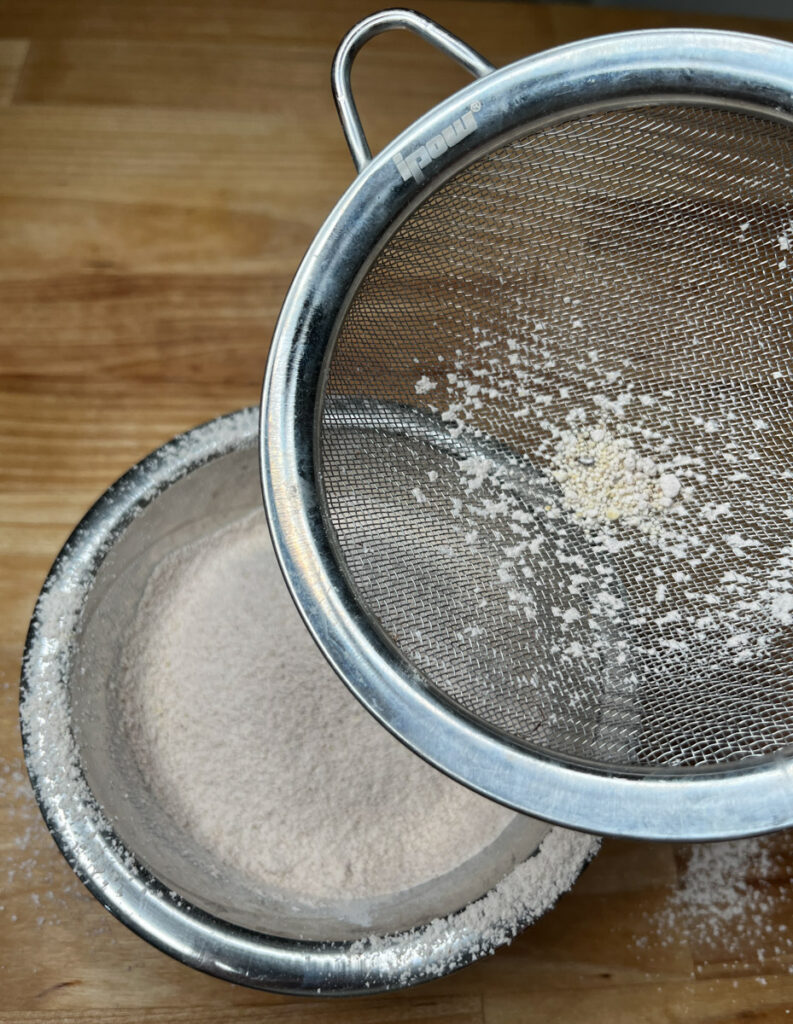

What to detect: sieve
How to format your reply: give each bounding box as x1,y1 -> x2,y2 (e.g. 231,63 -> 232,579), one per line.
261,10 -> 793,841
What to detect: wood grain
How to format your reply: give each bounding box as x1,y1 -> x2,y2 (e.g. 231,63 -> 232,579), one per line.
3,1 -> 793,1021
0,41 -> 27,105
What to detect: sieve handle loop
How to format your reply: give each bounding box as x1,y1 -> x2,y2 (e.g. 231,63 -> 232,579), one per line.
332,8 -> 496,172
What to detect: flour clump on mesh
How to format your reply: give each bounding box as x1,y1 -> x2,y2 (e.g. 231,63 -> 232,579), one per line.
550,422 -> 682,530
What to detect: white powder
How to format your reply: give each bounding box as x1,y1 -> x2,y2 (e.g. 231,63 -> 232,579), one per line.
770,592 -> 793,626
409,288 -> 793,745
645,837 -> 793,966
0,754 -> 89,932
415,375 -> 437,394
120,511 -> 518,902
19,411 -> 598,985
550,423 -> 682,530
350,826 -> 598,985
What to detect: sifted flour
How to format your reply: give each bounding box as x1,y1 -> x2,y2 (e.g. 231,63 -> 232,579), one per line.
19,411 -> 599,989
120,511 -> 517,902
640,836 -> 793,975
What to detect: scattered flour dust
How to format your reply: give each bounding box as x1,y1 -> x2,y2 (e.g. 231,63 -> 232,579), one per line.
0,724 -> 102,938
350,826 -> 598,983
121,511 -> 519,902
407,278 -> 793,735
642,837 -> 793,967
0,755 -> 88,931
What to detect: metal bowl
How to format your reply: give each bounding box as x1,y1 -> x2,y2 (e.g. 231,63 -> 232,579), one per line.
20,408 -> 597,995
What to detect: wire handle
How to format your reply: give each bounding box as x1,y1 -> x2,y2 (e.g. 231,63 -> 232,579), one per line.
331,8 -> 496,172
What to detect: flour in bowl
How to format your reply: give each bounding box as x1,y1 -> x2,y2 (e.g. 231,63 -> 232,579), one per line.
120,511 -> 515,902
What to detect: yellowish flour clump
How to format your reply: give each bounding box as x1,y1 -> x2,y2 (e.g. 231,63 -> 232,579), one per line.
550,424 -> 681,532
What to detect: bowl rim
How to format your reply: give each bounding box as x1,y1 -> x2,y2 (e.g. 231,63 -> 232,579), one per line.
19,407 -> 597,996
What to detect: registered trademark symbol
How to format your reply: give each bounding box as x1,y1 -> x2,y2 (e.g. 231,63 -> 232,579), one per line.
470,100 -> 482,113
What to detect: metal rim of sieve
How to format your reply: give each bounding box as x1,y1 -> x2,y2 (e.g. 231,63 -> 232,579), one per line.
261,11 -> 793,841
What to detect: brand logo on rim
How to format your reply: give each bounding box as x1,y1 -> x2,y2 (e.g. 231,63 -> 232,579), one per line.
393,103 -> 481,184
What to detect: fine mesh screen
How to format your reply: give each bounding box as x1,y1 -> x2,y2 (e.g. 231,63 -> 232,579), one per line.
319,104 -> 793,770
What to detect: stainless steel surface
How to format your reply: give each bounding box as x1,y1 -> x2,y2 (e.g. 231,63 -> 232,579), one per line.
20,410 -> 584,995
324,397 -> 638,764
262,17 -> 793,840
331,8 -> 495,171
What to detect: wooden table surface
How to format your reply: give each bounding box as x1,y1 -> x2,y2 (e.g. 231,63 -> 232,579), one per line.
4,1 -> 793,1020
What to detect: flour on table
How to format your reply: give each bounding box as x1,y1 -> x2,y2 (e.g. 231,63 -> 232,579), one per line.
640,836 -> 793,971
